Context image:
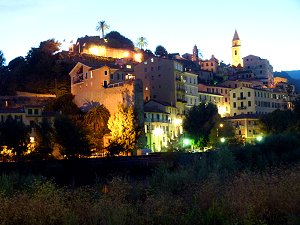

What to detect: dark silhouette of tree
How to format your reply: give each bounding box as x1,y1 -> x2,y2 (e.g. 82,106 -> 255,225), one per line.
31,118 -> 55,160
183,103 -> 220,147
209,120 -> 236,147
96,21 -> 109,38
0,50 -> 5,66
105,31 -> 135,50
260,109 -> 296,134
84,104 -> 110,151
0,116 -> 30,159
46,94 -> 81,116
155,45 -> 168,57
54,115 -> 91,158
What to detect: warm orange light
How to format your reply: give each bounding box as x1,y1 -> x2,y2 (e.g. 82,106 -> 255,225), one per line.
123,51 -> 130,58
133,53 -> 142,62
89,46 -> 99,55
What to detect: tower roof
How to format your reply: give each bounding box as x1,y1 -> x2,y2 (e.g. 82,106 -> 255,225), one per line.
232,30 -> 240,41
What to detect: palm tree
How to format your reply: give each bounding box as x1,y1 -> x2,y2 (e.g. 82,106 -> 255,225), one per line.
136,37 -> 148,50
96,21 -> 110,38
84,105 -> 110,150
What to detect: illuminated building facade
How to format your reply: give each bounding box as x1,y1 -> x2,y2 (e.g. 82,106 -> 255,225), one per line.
144,100 -> 183,152
232,30 -> 243,67
229,86 -> 289,116
226,114 -> 262,143
69,62 -> 144,122
69,35 -> 142,62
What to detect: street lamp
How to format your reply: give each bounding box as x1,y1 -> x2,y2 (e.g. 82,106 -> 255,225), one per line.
216,123 -> 224,137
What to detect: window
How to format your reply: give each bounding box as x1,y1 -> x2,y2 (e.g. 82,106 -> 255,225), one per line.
110,74 -> 113,80
233,102 -> 236,108
117,73 -> 120,80
225,98 -> 228,102
103,80 -> 108,87
233,93 -> 236,98
248,92 -> 251,97
235,50 -> 237,55
248,101 -> 251,107
85,72 -> 88,79
28,109 -> 33,115
34,109 -> 39,115
104,71 -> 108,75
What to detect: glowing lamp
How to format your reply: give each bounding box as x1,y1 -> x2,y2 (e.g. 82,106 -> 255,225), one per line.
256,135 -> 263,142
220,137 -> 226,143
153,127 -> 163,136
183,138 -> 191,146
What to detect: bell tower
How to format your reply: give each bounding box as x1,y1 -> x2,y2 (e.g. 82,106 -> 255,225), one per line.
232,30 -> 243,67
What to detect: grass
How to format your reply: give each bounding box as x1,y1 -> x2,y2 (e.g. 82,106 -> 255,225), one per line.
0,161 -> 300,225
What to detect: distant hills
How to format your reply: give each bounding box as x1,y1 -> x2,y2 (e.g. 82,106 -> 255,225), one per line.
285,70 -> 300,79
274,70 -> 300,93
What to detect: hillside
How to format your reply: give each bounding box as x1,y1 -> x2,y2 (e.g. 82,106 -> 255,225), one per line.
274,71 -> 300,93
285,70 -> 300,79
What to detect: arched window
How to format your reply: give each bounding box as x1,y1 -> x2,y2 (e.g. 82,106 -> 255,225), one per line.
235,50 -> 237,55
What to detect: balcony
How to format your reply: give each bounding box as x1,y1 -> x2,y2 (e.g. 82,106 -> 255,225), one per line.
238,106 -> 247,110
237,96 -> 246,100
177,98 -> 187,103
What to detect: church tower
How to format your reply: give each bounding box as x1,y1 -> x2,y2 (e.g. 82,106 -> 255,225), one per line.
232,30 -> 243,67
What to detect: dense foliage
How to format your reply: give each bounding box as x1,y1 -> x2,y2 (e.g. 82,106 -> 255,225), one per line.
183,103 -> 220,147
105,31 -> 135,50
0,40 -> 74,96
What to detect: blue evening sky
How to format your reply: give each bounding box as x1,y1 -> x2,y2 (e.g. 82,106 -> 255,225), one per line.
1,0 -> 299,71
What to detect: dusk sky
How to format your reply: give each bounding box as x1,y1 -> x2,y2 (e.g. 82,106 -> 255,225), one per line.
1,0 -> 300,71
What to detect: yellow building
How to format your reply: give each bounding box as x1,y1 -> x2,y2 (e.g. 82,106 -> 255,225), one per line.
226,114 -> 262,143
230,86 -> 289,116
144,100 -> 183,152
232,30 -> 243,67
198,83 -> 232,117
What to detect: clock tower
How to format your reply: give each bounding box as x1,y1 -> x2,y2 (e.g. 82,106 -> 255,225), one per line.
232,30 -> 243,67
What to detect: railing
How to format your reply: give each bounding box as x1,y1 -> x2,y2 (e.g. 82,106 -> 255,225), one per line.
107,82 -> 124,88
238,106 -> 247,110
237,97 -> 246,100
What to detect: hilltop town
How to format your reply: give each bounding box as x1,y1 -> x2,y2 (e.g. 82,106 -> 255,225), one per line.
0,28 -> 299,158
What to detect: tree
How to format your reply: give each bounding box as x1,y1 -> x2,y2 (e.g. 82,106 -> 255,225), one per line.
84,105 -> 110,150
54,115 -> 91,158
183,103 -> 220,147
136,37 -> 148,50
0,50 -> 5,67
0,116 -> 30,159
155,45 -> 168,57
260,109 -> 296,134
96,20 -> 110,38
107,105 -> 140,154
46,94 -> 82,116
209,121 -> 236,147
31,118 -> 54,160
105,31 -> 135,50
